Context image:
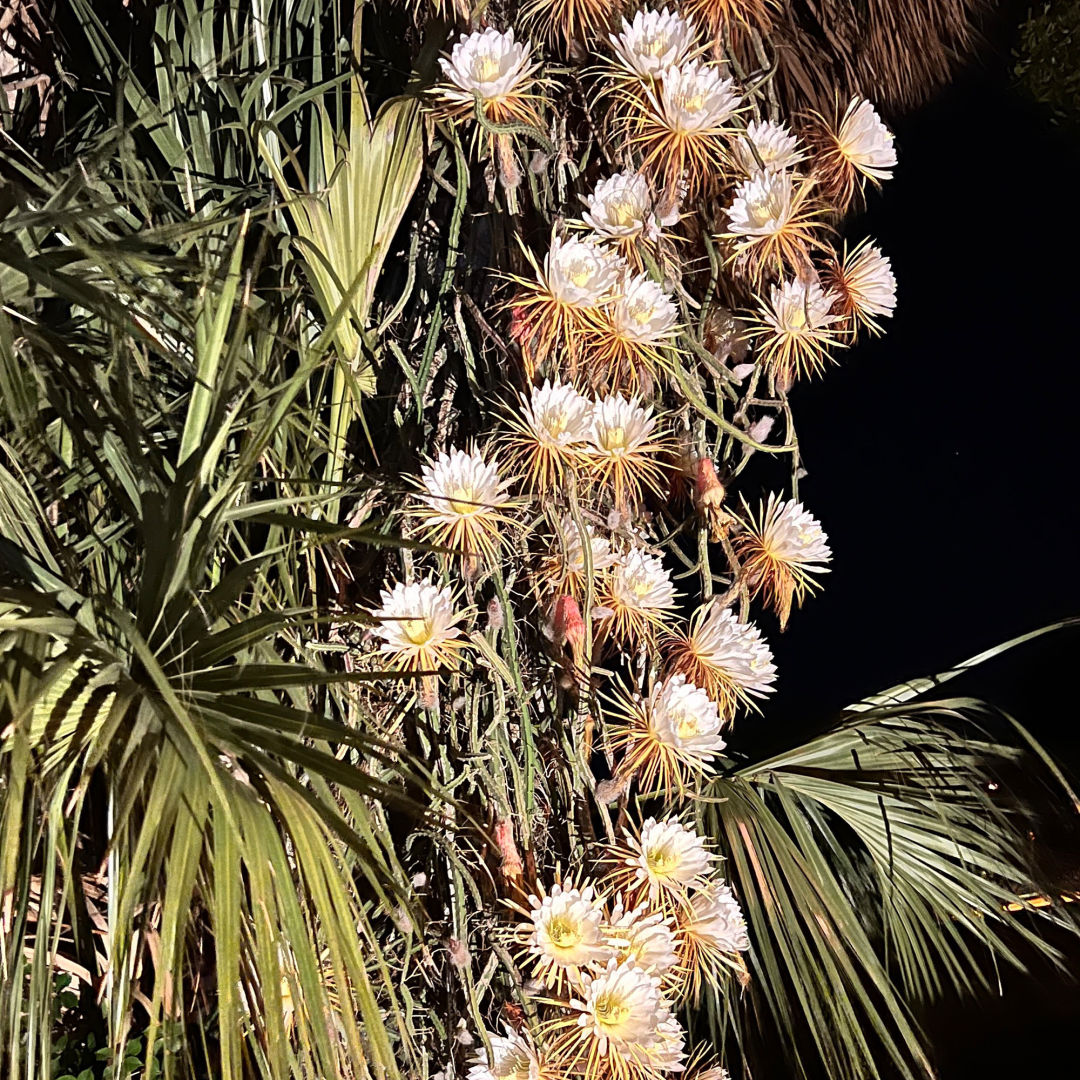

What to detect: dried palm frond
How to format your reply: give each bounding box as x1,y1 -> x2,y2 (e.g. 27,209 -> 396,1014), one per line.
767,0 -> 991,116
520,0 -> 619,53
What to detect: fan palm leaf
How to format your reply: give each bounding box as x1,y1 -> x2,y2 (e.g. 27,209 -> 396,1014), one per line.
697,621 -> 1080,1080
0,160 -> 438,1079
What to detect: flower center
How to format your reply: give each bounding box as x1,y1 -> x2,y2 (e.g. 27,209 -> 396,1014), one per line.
547,914 -> 583,949
600,425 -> 628,452
401,618 -> 434,645
505,1049 -> 532,1078
448,486 -> 479,515
565,259 -> 594,288
607,195 -> 640,227
746,191 -> 782,229
628,298 -> 655,325
680,89 -> 706,114
471,54 -> 502,83
645,843 -> 679,875
785,306 -> 808,331
544,411 -> 569,437
594,992 -> 630,1027
674,709 -> 699,739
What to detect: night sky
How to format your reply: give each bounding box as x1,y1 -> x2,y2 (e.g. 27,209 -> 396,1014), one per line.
755,22 -> 1080,1079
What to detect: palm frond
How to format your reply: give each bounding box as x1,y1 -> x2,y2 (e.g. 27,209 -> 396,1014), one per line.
698,628 -> 1080,1080
0,143 -> 436,1078
769,0 -> 991,115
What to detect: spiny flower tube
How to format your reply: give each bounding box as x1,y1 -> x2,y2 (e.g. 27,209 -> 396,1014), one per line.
732,493 -> 832,629
633,60 -> 741,197
724,168 -> 823,283
521,0 -> 618,52
584,273 -> 681,392
607,674 -> 727,794
680,0 -> 775,41
584,393 -> 669,507
413,446 -> 516,565
822,238 -> 897,339
512,236 -> 626,375
667,601 -> 777,715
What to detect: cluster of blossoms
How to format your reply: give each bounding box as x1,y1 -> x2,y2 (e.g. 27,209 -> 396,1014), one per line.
503,815 -> 748,1080
373,4 -> 900,1078
512,223 -> 682,391
505,380 -> 669,504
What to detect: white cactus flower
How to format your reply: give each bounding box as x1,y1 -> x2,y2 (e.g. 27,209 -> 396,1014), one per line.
438,28 -> 538,106
542,236 -> 625,307
609,7 -> 699,79
834,97 -> 897,181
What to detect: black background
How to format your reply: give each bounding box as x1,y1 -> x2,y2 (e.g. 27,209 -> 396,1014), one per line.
756,14 -> 1080,1077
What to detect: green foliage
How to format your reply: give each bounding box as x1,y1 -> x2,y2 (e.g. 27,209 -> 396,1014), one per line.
0,5 -> 440,1077
0,183 -> 434,1077
701,692 -> 1073,1080
1015,1 -> 1080,125
1,4 -> 1077,1080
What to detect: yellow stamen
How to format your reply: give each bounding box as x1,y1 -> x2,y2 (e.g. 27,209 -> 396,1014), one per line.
402,618 -> 434,645
601,426 -> 627,452
472,54 -> 501,82
674,711 -> 700,739
448,486 -> 479,514
645,844 -> 679,874
642,32 -> 670,57
607,197 -> 639,227
547,915 -> 583,949
594,993 -> 629,1026
566,260 -> 594,288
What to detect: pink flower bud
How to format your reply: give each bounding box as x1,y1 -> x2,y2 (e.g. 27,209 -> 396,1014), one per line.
447,937 -> 470,969
492,816 -> 523,882
551,594 -> 586,656
694,457 -> 726,510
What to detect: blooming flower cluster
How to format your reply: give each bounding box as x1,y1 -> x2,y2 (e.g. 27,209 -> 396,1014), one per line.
506,814 -> 748,1078
504,381 -> 669,503
375,6 -> 902,1078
